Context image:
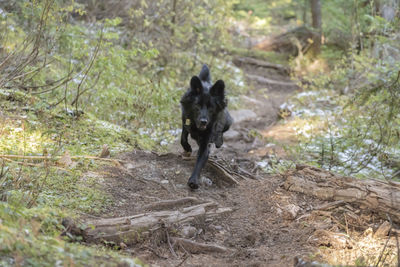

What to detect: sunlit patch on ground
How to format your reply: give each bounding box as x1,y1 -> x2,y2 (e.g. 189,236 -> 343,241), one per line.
293,57 -> 330,76
261,120 -> 298,143
250,115 -> 329,174
0,117 -> 52,155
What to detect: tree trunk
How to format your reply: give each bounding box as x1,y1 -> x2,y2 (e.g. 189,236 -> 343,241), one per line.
310,0 -> 322,56
283,165 -> 400,223
171,0 -> 178,35
303,0 -> 308,25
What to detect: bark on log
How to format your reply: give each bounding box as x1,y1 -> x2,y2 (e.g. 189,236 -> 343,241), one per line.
254,26 -> 315,56
283,165 -> 400,223
78,202 -> 232,244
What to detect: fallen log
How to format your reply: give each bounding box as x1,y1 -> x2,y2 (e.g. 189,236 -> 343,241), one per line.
254,26 -> 315,56
233,57 -> 290,75
70,202 -> 232,245
283,165 -> 400,223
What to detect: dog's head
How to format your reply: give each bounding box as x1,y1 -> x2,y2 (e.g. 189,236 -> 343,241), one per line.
181,65 -> 226,131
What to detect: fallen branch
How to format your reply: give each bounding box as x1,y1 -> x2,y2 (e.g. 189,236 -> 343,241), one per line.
315,200 -> 345,211
172,237 -> 230,254
166,229 -> 178,258
1,157 -> 69,171
210,156 -> 258,180
207,159 -> 240,185
0,154 -> 127,163
237,166 -> 259,180
283,165 -> 400,223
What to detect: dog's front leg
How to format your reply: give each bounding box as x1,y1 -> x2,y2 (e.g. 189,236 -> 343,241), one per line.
187,137 -> 210,189
180,126 -> 192,153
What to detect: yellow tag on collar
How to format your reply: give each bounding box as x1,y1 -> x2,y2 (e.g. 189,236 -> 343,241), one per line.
185,119 -> 191,126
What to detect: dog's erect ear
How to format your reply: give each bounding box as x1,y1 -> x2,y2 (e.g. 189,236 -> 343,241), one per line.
190,76 -> 203,94
210,80 -> 225,98
210,80 -> 226,109
199,64 -> 211,82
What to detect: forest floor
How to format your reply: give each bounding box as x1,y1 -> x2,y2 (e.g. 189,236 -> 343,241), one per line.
93,57 -> 327,267
89,53 -> 398,267
2,4 -> 399,267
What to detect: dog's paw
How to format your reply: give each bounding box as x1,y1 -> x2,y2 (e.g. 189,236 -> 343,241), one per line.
187,180 -> 199,190
215,141 -> 223,148
213,133 -> 223,148
182,144 -> 192,153
181,151 -> 192,160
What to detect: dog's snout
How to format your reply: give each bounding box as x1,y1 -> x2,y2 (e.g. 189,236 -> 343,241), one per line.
200,119 -> 208,125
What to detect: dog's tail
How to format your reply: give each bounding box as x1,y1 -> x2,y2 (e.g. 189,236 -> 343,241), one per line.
199,64 -> 211,82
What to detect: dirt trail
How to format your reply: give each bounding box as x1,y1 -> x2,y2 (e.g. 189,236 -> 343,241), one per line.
99,58 -> 323,267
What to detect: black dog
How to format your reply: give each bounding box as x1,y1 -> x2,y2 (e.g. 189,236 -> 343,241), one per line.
180,65 -> 233,189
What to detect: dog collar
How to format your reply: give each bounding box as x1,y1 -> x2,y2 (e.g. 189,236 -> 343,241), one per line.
185,119 -> 191,126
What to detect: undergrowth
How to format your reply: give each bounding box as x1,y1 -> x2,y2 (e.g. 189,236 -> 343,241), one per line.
0,0 -> 246,265
250,6 -> 400,182
0,97 -> 139,265
0,203 -> 143,267
277,31 -> 400,180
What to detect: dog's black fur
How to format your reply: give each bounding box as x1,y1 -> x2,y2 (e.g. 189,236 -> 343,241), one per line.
180,65 -> 233,189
